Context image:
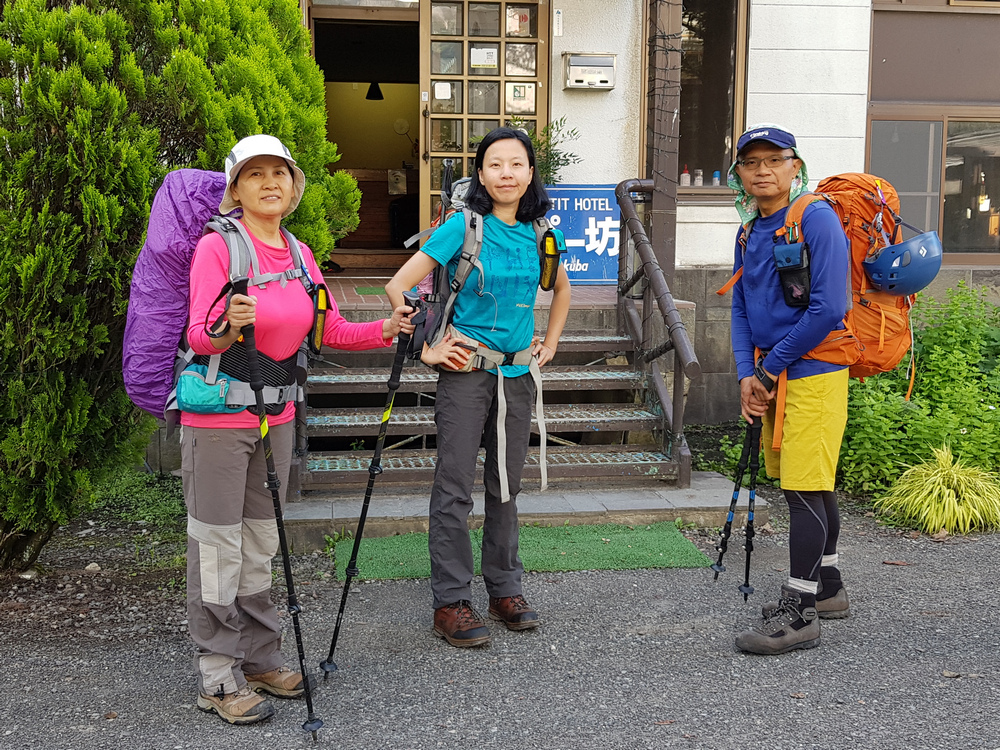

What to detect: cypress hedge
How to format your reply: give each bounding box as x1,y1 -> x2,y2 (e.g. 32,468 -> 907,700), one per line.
0,0 -> 359,569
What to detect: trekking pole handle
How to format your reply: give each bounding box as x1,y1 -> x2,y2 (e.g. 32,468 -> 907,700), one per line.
232,278 -> 264,392
388,332 -> 410,391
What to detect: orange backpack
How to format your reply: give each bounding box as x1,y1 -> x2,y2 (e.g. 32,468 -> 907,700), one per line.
781,174 -> 913,381
718,173 -> 918,448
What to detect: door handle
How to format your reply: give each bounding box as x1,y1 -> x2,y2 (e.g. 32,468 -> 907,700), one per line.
422,107 -> 430,163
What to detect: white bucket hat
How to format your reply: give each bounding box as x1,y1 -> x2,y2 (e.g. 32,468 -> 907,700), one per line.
219,134 -> 306,218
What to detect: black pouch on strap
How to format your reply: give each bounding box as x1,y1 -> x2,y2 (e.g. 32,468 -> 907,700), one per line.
773,242 -> 811,308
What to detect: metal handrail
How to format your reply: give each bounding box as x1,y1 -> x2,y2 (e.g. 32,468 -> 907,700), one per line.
615,179 -> 701,485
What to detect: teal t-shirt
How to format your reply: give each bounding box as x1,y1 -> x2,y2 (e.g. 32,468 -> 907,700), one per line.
420,212 -> 540,377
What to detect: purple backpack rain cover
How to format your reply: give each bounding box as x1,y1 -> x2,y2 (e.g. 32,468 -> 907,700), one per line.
123,169 -> 227,418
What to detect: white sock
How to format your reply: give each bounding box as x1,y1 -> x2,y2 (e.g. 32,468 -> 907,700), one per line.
786,577 -> 819,595
822,553 -> 839,568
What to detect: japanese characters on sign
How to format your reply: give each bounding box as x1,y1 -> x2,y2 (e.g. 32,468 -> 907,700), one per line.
545,185 -> 620,285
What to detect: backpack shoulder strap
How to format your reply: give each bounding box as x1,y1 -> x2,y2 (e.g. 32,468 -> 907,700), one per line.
278,227 -> 311,292
207,216 -> 258,282
453,209 -> 485,295
776,192 -> 828,244
716,220 -> 754,296
427,210 -> 486,348
532,215 -> 550,266
532,216 -> 550,244
207,217 -> 309,291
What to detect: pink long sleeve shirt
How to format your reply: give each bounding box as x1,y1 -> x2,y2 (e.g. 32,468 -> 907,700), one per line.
183,226 -> 390,429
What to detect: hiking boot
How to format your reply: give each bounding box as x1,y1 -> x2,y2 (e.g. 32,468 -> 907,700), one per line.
433,601 -> 491,647
245,666 -> 305,699
736,586 -> 820,655
762,584 -> 850,620
197,684 -> 275,725
488,595 -> 540,631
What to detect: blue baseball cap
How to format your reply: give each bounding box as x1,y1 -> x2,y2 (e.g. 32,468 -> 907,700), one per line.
736,124 -> 797,153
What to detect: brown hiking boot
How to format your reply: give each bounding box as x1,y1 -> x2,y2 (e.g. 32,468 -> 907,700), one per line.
433,600 -> 491,647
762,584 -> 850,620
197,684 -> 275,725
245,666 -> 305,699
736,586 -> 820,655
488,595 -> 540,631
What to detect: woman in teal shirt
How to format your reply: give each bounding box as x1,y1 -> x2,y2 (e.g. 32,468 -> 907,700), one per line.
387,127 -> 570,648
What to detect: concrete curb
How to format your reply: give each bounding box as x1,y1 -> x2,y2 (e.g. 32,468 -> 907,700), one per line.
284,471 -> 768,552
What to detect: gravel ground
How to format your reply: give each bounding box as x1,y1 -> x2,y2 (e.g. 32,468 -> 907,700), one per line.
2,503 -> 998,750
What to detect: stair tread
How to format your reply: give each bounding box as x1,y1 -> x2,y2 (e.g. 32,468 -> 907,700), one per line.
306,403 -> 660,435
307,365 -> 644,391
307,446 -> 673,472
302,446 -> 679,488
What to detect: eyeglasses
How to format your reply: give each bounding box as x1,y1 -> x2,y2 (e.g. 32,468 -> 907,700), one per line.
736,155 -> 796,171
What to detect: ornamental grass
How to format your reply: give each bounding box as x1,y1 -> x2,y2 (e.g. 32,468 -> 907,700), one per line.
875,446 -> 1000,535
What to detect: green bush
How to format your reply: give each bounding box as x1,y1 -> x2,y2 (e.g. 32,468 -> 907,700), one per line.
838,283 -> 1000,495
875,446 -> 1000,534
93,468 -> 185,529
0,0 -> 359,570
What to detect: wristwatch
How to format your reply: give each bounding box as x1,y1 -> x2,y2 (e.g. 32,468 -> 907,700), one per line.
754,362 -> 775,391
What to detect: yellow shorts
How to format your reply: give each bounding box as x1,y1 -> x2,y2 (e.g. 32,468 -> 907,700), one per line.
761,368 -> 849,491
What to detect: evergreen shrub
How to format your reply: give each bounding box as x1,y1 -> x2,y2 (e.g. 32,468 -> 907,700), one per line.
839,282 -> 1000,495
0,0 -> 359,569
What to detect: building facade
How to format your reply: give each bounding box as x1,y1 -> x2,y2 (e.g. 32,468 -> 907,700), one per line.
303,0 -> 1000,422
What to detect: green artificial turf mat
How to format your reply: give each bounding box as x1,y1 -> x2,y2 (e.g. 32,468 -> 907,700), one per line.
334,522 -> 711,581
354,286 -> 386,296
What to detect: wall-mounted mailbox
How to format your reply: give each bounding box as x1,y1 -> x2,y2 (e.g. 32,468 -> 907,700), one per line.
563,53 -> 616,90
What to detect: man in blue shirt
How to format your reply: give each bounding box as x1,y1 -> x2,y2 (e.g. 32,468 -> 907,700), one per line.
726,125 -> 851,655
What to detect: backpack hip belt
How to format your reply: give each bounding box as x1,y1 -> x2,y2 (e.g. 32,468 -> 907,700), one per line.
447,338 -> 547,504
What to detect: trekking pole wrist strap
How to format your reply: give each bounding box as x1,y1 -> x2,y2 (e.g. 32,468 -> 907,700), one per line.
754,362 -> 774,391
204,283 -> 236,339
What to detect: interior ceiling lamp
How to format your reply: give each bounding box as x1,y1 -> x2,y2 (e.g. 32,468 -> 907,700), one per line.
366,82 -> 384,101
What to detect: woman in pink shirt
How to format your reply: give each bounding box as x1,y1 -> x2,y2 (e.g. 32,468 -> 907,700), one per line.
183,134 -> 412,725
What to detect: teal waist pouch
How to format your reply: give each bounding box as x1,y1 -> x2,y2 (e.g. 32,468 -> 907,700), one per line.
175,364 -> 247,414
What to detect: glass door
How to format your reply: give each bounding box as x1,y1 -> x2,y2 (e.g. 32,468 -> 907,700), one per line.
419,0 -> 549,226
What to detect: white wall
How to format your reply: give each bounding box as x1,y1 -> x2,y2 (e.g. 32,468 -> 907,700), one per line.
677,0 -> 872,267
548,0 -> 644,185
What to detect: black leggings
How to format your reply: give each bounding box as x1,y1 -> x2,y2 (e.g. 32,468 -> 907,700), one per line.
784,490 -> 840,582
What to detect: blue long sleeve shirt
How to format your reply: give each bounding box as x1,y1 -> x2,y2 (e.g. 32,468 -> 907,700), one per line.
730,201 -> 850,382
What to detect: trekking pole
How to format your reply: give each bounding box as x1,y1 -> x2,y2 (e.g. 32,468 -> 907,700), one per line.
320,294 -> 418,678
739,418 -> 762,602
711,417 -> 755,579
234,278 -> 323,742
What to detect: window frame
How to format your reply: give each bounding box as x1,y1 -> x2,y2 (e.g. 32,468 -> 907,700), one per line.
868,103 -> 1000,265
674,0 -> 750,204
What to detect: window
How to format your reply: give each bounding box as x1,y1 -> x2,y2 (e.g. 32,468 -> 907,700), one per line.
422,0 -> 548,223
870,118 -> 1000,254
943,122 -> 1000,253
870,121 -> 943,238
678,0 -> 744,190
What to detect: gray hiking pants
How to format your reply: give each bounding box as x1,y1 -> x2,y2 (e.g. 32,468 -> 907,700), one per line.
181,421 -> 293,696
429,370 -> 533,609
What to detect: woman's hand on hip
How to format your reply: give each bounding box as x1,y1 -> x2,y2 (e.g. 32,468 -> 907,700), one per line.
421,332 -> 474,370
532,337 -> 557,367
